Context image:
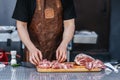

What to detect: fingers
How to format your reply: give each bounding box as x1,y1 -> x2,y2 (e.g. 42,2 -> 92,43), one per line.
34,53 -> 40,64
38,51 -> 42,60
59,51 -> 67,62
29,53 -> 38,65
56,50 -> 67,62
29,50 -> 43,65
29,57 -> 37,65
56,50 -> 59,60
58,50 -> 62,62
62,51 -> 67,62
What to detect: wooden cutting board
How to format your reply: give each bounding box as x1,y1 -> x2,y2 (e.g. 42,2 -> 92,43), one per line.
36,62 -> 102,72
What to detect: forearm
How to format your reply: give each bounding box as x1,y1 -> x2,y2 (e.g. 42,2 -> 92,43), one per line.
61,19 -> 75,47
16,21 -> 36,51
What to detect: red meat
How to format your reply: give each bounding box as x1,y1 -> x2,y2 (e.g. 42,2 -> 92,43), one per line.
92,59 -> 106,69
37,59 -> 51,69
74,53 -> 105,70
74,53 -> 95,66
51,62 -> 73,69
38,59 -> 73,69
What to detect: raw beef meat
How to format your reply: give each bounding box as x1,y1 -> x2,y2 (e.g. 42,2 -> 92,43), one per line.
74,53 -> 95,66
38,59 -> 73,69
85,61 -> 93,70
92,59 -> 106,69
51,61 -> 73,69
37,59 -> 51,69
74,53 -> 105,70
86,59 -> 106,70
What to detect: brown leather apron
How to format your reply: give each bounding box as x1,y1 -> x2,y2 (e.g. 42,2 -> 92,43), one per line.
25,0 -> 63,61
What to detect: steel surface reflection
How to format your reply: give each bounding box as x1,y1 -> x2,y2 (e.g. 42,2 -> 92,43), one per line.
29,71 -> 105,80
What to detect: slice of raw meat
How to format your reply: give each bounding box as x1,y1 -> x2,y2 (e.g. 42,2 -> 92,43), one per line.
74,53 -> 95,66
38,59 -> 74,69
51,61 -> 73,69
37,59 -> 51,69
92,59 -> 106,69
85,61 -> 94,70
74,53 -> 106,70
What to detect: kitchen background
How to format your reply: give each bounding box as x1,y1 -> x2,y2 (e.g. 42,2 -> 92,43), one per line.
0,0 -> 120,62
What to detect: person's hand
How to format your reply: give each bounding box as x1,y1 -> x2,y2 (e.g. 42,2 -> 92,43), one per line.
28,47 -> 42,65
56,44 -> 67,62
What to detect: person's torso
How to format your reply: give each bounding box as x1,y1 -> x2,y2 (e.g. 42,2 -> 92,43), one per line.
27,0 -> 63,60
26,0 -> 64,25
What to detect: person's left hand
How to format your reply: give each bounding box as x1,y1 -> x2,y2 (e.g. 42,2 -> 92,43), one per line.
56,44 -> 67,62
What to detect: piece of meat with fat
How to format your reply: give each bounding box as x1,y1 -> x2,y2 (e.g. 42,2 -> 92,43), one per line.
51,61 -> 74,69
86,59 -> 105,70
85,61 -> 93,70
64,63 -> 74,69
37,59 -> 51,69
74,53 -> 95,66
51,61 -> 61,69
92,59 -> 106,69
38,59 -> 74,69
74,53 -> 105,70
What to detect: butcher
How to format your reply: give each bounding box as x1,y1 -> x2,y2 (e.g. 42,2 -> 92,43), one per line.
12,0 -> 76,65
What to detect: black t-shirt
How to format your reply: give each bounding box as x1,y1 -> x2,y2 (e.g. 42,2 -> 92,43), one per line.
12,0 -> 76,23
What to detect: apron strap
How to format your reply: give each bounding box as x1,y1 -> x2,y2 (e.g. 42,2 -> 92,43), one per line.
36,0 -> 45,11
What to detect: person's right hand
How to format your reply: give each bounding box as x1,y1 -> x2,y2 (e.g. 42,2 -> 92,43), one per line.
28,48 -> 42,65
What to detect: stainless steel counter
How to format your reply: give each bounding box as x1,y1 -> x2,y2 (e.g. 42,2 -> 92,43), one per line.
0,66 -> 120,80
